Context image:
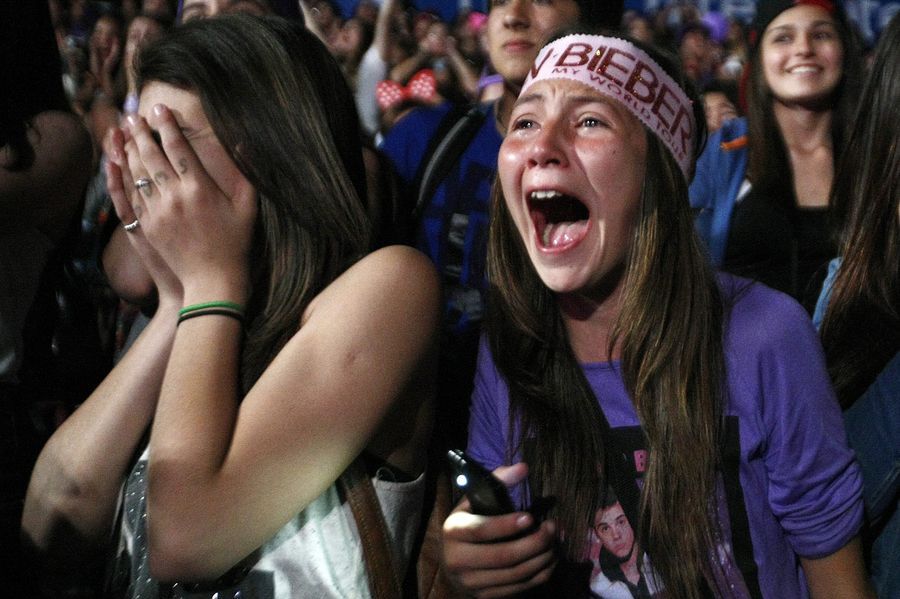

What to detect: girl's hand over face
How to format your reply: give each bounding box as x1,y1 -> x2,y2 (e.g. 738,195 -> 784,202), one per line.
121,106 -> 257,304
105,126 -> 182,310
441,463 -> 558,598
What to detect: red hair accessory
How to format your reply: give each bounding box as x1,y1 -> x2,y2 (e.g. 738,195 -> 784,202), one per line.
376,69 -> 438,112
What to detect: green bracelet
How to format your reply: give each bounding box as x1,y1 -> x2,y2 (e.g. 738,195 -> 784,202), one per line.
179,301 -> 245,317
177,307 -> 245,326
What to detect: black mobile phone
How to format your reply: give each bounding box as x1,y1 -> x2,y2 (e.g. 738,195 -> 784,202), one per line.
446,449 -> 515,516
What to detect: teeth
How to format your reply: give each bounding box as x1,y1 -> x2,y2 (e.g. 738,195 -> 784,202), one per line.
788,66 -> 819,73
530,190 -> 564,201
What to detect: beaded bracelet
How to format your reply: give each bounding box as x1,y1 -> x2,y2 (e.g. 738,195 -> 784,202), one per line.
177,301 -> 245,326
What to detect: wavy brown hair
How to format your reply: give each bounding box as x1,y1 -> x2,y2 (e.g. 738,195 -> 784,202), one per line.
137,15 -> 371,389
487,31 -> 731,598
820,13 -> 900,407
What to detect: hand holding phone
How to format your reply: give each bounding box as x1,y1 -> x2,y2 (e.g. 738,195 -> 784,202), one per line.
446,449 -> 515,516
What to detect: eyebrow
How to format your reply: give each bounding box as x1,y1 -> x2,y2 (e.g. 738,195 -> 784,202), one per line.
515,92 -> 543,107
569,94 -> 615,106
767,20 -> 838,32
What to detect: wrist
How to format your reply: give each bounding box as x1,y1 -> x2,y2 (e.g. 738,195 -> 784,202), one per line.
152,300 -> 182,324
182,277 -> 249,308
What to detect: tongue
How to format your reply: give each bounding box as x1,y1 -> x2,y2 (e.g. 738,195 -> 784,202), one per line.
543,221 -> 587,248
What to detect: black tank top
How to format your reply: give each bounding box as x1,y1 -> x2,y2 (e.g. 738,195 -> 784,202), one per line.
723,184 -> 834,314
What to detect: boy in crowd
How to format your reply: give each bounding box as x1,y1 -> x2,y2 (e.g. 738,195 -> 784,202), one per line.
380,0 -> 623,445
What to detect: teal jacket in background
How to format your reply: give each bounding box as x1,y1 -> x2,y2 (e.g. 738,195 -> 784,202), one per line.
815,258 -> 900,598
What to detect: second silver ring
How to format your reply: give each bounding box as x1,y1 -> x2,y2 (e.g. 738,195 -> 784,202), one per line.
135,177 -> 153,193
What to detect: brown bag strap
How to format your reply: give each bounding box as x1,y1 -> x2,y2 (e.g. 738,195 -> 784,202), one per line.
413,465 -> 459,599
342,458 -> 403,599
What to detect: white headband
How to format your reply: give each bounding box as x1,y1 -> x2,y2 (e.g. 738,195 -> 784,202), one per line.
521,34 -> 696,179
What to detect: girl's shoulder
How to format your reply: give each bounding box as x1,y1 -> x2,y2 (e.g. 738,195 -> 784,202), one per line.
303,245 -> 440,328
718,272 -> 820,359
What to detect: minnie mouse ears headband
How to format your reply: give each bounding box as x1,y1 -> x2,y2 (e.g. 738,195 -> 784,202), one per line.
376,69 -> 438,112
521,34 -> 696,179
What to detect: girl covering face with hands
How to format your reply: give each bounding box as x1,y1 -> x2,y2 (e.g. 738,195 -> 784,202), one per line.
23,15 -> 439,598
441,29 -> 872,599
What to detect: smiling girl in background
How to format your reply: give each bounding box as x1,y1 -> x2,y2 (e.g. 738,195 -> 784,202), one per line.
690,0 -> 863,313
440,28 -> 872,599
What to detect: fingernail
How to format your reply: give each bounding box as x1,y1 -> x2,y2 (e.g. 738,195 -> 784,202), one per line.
153,104 -> 166,117
126,114 -> 138,127
516,514 -> 532,528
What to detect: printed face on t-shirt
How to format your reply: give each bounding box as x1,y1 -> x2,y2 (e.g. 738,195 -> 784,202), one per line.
594,501 -> 635,560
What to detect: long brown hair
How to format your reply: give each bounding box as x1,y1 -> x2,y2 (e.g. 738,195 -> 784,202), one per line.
137,16 -> 371,389
820,13 -> 900,407
487,33 -> 729,598
745,4 -> 863,202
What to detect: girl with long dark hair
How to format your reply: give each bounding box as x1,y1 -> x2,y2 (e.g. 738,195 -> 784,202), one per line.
23,15 -> 438,598
815,12 -> 900,597
440,28 -> 872,599
690,0 -> 863,313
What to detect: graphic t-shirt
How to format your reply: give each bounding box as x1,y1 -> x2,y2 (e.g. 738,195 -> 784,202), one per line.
467,275 -> 863,598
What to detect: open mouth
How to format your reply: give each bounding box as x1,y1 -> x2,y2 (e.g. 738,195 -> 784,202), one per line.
528,190 -> 590,250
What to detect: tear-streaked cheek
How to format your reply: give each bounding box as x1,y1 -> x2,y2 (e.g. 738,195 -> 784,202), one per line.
498,143 -> 526,197
497,140 -> 525,177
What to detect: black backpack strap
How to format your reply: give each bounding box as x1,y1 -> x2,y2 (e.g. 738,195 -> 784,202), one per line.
410,102 -> 491,226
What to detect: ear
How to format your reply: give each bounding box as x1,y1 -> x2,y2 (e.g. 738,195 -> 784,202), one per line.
232,141 -> 256,177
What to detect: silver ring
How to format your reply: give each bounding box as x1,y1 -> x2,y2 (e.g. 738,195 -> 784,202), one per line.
123,219 -> 140,232
134,177 -> 152,192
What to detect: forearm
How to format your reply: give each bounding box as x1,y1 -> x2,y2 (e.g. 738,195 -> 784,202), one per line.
96,73 -> 116,104
447,49 -> 479,99
145,285 -> 245,578
373,0 -> 397,61
390,51 -> 429,83
801,536 -> 875,599
22,303 -> 179,552
149,304 -> 242,481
